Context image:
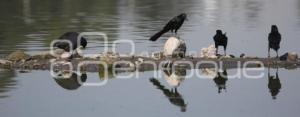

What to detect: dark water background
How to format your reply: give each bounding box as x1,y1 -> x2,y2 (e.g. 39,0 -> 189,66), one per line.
0,0 -> 300,117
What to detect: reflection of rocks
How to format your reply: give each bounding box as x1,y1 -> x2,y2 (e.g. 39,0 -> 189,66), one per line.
0,70 -> 16,99
53,71 -> 87,90
163,68 -> 186,87
201,68 -> 217,78
268,68 -> 281,99
98,68 -> 116,80
149,78 -> 187,112
213,69 -> 228,93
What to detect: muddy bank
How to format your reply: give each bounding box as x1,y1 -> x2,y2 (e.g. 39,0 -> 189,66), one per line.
0,51 -> 299,72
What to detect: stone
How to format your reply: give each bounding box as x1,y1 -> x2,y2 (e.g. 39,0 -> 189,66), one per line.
200,45 -> 217,59
219,55 -> 232,59
6,50 -> 30,61
151,52 -> 164,60
163,37 -> 186,58
229,54 -> 235,58
240,53 -> 246,58
0,59 -> 12,65
280,52 -> 298,62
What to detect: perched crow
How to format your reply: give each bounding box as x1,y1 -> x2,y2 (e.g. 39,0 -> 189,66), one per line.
213,30 -> 228,55
268,25 -> 281,58
149,13 -> 187,41
54,32 -> 87,52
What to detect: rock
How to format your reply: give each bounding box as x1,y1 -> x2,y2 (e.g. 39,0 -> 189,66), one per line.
244,56 -> 258,59
280,52 -> 298,62
151,52 -> 164,60
240,53 -> 245,58
100,51 -> 120,63
200,45 -> 217,59
102,51 -> 120,58
0,59 -> 12,68
229,54 -> 235,58
6,50 -> 30,61
163,37 -> 186,58
0,59 -> 11,64
31,52 -> 55,60
219,55 -> 232,59
61,52 -> 72,59
137,58 -> 144,63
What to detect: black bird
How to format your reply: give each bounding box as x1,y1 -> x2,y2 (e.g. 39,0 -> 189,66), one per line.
213,30 -> 228,55
54,32 -> 87,52
149,13 -> 187,41
268,25 -> 281,58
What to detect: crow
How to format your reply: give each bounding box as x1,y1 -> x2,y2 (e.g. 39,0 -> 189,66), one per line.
213,30 -> 228,55
149,13 -> 187,41
268,25 -> 281,58
54,32 -> 87,52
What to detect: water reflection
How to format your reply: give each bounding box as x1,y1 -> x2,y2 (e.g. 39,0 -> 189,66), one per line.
268,66 -> 281,100
163,68 -> 186,87
213,69 -> 228,94
149,68 -> 187,112
53,71 -> 87,90
0,70 -> 17,99
244,0 -> 263,28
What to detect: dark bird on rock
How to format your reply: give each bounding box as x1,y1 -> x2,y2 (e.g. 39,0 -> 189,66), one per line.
268,25 -> 281,58
213,30 -> 228,55
149,13 -> 187,41
54,32 -> 87,52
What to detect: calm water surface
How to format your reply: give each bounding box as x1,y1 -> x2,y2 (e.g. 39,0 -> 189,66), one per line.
0,0 -> 300,116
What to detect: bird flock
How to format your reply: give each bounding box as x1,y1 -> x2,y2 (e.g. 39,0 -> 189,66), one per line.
54,13 -> 282,59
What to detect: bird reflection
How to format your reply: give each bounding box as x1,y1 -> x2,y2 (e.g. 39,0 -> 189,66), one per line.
268,66 -> 281,100
213,69 -> 228,94
149,68 -> 187,112
53,71 -> 87,90
163,68 -> 186,87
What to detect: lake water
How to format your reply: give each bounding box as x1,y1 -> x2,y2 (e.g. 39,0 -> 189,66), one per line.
0,0 -> 300,117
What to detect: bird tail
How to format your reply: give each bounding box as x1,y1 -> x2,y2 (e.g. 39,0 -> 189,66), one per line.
149,29 -> 168,41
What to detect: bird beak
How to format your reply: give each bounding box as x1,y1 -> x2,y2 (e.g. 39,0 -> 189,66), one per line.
186,18 -> 189,21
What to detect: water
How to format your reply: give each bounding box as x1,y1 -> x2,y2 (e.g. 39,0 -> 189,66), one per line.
0,69 -> 300,116
0,0 -> 300,116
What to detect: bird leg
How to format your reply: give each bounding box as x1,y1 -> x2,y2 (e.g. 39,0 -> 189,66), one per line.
276,51 -> 279,58
224,47 -> 227,56
215,47 -> 218,55
268,47 -> 270,58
